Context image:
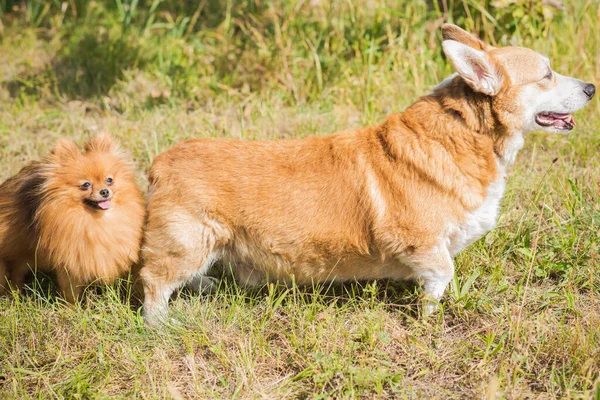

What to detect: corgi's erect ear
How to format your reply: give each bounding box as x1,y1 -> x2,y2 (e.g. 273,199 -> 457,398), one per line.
84,133 -> 121,155
51,138 -> 80,162
442,40 -> 504,96
441,24 -> 493,51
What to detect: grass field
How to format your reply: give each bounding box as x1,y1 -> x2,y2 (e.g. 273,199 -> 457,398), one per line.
0,0 -> 599,398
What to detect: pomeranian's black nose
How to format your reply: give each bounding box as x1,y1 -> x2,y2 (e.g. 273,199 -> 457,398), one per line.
100,189 -> 110,198
584,83 -> 595,99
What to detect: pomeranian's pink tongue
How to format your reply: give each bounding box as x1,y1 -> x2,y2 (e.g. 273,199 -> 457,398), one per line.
97,200 -> 111,210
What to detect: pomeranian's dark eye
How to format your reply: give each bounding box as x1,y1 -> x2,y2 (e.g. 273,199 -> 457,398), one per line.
80,182 -> 91,190
106,177 -> 114,185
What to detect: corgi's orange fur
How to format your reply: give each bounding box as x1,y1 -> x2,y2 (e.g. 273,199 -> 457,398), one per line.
0,135 -> 145,302
140,24 -> 595,323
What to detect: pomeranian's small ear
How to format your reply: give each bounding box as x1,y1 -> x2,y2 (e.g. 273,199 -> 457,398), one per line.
50,138 -> 80,162
84,133 -> 121,154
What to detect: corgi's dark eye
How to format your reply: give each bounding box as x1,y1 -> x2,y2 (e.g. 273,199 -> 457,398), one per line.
544,70 -> 553,80
80,182 -> 91,190
106,177 -> 114,185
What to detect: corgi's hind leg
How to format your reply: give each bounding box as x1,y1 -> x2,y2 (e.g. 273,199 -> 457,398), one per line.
140,212 -> 229,325
141,251 -> 220,325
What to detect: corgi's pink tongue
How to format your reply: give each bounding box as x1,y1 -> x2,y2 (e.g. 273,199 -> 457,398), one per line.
538,112 -> 576,128
97,200 -> 111,210
554,113 -> 576,126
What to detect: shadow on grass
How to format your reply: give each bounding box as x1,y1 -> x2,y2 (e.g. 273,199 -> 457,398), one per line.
176,271 -> 422,319
7,265 -> 421,320
5,30 -> 142,101
6,269 -> 140,308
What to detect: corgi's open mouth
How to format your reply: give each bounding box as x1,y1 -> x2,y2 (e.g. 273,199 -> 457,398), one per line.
84,199 -> 111,210
535,112 -> 576,131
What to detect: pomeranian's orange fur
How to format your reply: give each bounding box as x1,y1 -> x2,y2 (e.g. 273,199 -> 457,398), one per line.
0,134 -> 145,302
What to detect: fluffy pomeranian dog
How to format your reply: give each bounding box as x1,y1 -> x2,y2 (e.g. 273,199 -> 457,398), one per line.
0,134 -> 145,302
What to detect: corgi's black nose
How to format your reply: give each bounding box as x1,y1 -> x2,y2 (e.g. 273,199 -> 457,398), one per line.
100,189 -> 110,198
583,84 -> 595,99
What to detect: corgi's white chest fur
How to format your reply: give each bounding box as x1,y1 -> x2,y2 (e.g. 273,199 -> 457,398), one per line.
445,131 -> 521,257
447,166 -> 507,256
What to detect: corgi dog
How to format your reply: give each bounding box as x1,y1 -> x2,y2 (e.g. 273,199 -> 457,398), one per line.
139,24 -> 595,323
0,135 -> 145,302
